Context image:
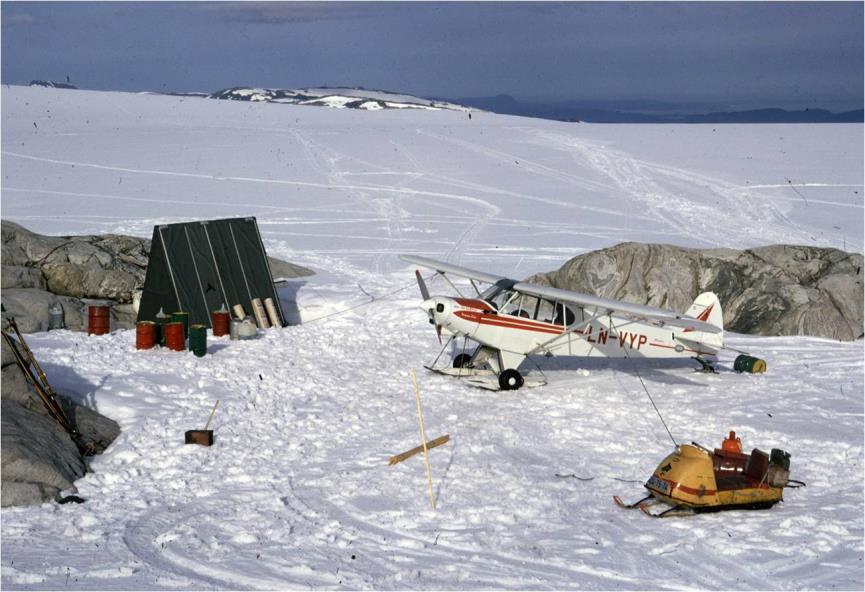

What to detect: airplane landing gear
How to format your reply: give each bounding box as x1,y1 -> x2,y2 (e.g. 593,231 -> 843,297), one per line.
453,353 -> 472,368
693,357 -> 718,374
498,369 -> 524,390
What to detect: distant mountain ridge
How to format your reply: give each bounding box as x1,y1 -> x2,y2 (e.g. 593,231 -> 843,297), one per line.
201,86 -> 471,112
29,80 -> 77,90
25,81 -> 861,122
449,94 -> 864,123
25,81 -> 471,113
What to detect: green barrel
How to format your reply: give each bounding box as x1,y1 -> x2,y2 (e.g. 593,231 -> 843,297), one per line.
154,316 -> 170,346
188,324 -> 207,357
734,354 -> 767,373
171,311 -> 190,339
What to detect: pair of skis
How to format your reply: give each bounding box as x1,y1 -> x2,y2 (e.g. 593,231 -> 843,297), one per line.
613,494 -> 694,518
2,315 -> 92,455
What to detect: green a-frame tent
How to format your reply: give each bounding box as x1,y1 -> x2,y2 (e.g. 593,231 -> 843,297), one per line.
136,217 -> 285,328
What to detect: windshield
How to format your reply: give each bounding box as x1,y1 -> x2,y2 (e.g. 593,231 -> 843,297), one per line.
492,292 -> 578,326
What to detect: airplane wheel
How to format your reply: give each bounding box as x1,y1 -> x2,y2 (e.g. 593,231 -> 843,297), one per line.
453,353 -> 472,368
498,369 -> 524,390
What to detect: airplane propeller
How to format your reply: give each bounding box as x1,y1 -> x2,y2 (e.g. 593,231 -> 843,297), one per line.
415,270 -> 443,344
415,269 -> 430,301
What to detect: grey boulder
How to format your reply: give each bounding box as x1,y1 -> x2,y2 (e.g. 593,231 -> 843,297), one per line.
532,243 -> 863,341
1,338 -> 120,506
1,400 -> 87,506
1,265 -> 46,290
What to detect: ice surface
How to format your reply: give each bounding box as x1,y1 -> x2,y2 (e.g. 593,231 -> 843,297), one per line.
1,86 -> 862,590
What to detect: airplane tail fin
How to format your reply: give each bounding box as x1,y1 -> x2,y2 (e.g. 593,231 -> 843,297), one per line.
685,292 -> 723,331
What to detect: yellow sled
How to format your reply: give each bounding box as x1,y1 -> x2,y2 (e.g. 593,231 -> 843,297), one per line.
615,434 -> 797,517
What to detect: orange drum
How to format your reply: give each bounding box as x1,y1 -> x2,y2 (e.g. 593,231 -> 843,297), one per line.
164,321 -> 186,352
135,321 -> 156,350
88,305 -> 110,335
211,310 -> 230,337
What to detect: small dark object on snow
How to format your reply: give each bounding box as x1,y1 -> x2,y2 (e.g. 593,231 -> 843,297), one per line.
185,430 -> 214,446
185,400 -> 219,447
57,495 -> 86,504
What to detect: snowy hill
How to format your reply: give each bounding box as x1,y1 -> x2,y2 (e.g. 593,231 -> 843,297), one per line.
29,80 -> 77,90
1,85 -> 862,589
207,86 -> 471,112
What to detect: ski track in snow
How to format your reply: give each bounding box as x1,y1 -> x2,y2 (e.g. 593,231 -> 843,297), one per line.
1,87 -> 862,590
528,130 -> 815,249
2,317 -> 862,590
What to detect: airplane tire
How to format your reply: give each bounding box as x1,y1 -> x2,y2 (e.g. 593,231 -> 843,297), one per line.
452,353 -> 472,368
498,369 -> 524,390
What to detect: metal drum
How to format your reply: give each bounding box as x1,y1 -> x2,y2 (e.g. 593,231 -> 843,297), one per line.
88,305 -> 110,335
164,321 -> 186,351
135,321 -> 157,350
171,311 -> 189,339
155,308 -> 170,346
211,310 -> 230,337
189,324 -> 207,357
229,319 -> 241,340
48,303 -> 65,330
733,354 -> 767,373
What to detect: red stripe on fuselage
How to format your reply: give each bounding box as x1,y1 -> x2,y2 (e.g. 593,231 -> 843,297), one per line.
453,310 -> 565,335
455,298 -> 494,312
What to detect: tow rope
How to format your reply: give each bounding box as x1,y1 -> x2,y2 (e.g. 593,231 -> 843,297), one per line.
609,317 -> 678,448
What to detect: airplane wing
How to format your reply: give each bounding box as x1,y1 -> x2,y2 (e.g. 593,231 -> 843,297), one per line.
513,282 -> 723,334
400,254 -> 721,335
399,254 -> 510,285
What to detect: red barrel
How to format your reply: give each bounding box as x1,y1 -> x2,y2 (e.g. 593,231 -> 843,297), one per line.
211,310 -> 230,337
135,321 -> 156,350
163,321 -> 186,352
88,305 -> 110,335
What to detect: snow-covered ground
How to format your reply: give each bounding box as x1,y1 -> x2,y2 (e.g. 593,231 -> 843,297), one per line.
1,86 -> 862,590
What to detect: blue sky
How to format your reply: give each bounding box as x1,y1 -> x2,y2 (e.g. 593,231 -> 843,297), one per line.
1,1 -> 862,110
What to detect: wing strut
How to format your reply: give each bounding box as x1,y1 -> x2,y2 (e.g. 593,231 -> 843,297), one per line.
438,271 -> 465,298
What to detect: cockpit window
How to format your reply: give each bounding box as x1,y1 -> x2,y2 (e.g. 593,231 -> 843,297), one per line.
533,298 -> 576,326
484,287 -> 577,325
492,289 -> 520,313
516,295 -> 538,319
554,301 -> 576,326
536,299 -> 556,323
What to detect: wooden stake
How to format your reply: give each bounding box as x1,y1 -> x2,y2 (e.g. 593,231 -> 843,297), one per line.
410,368 -> 436,511
204,400 -> 220,431
389,434 -> 450,466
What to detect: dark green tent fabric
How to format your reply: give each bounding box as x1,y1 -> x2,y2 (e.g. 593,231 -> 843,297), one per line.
137,217 -> 285,328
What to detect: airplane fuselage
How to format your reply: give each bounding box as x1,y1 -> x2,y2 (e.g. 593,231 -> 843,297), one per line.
423,296 -> 721,369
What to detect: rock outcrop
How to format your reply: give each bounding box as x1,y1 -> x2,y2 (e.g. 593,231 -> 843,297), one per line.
1,338 -> 120,507
1,221 -> 150,331
0,220 -> 314,505
1,220 -> 314,333
531,243 -> 863,341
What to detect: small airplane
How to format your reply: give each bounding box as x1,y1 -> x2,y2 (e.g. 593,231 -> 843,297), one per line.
400,254 -> 725,390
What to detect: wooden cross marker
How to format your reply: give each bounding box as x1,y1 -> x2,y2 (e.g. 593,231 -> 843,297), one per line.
388,370 -> 451,511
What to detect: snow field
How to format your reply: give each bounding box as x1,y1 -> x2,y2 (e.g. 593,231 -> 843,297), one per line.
0,86 -> 862,589
1,307 -> 861,589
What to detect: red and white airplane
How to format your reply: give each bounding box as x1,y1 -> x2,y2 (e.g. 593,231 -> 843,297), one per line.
400,254 -> 725,390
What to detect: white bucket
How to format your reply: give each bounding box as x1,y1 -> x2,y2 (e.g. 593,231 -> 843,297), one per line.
237,317 -> 257,340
